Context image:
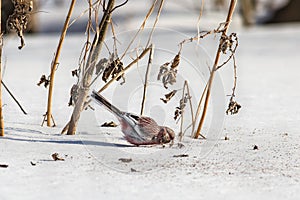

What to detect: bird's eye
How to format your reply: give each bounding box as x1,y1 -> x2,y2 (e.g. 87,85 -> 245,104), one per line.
163,134 -> 170,143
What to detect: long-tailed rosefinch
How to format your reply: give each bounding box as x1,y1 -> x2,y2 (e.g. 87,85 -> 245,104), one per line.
91,91 -> 175,146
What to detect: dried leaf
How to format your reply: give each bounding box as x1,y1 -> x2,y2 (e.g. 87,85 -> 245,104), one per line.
173,154 -> 189,158
95,58 -> 109,75
51,153 -> 65,161
174,109 -> 181,120
37,75 -> 50,88
119,158 -> 132,163
226,100 -> 241,115
131,168 -> 138,172
102,58 -> 125,83
170,53 -> 180,69
101,121 -> 118,127
0,164 -> 9,168
71,69 -> 79,77
69,84 -> 79,106
30,161 -> 36,166
157,62 -> 169,81
160,90 -> 177,104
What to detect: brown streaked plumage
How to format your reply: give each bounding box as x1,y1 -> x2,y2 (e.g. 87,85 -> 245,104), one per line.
91,91 -> 175,145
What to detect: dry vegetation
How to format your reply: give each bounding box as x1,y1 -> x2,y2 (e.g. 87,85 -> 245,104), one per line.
1,0 -> 241,144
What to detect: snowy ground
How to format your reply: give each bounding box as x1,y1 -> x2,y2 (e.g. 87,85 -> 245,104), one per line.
1,1 -> 300,200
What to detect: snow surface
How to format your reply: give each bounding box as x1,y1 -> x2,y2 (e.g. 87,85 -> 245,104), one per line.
1,1 -> 300,199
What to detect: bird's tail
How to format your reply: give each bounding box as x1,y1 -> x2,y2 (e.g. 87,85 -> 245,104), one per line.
91,90 -> 123,118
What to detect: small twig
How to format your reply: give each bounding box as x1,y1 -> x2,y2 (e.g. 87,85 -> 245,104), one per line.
231,54 -> 237,100
110,0 -> 128,13
1,80 -> 27,115
140,44 -> 154,115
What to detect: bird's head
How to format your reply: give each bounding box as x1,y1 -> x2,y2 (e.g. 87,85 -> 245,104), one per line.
158,126 -> 175,144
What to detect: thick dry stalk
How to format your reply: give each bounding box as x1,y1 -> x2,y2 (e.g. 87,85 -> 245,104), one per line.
194,0 -> 237,139
65,0 -> 115,135
0,0 -> 4,136
140,44 -> 154,115
46,0 -> 76,127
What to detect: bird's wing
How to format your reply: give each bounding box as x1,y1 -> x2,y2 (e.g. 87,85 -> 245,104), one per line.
124,113 -> 159,142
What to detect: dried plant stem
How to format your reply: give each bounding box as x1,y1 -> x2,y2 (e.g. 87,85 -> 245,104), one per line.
0,0 -> 4,136
185,81 -> 195,135
45,0 -> 76,127
194,0 -> 237,139
140,44 -> 154,115
230,55 -> 237,100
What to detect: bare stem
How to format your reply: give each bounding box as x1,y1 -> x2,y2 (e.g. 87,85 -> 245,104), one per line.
46,0 -> 76,127
140,44 -> 154,115
194,0 -> 237,139
2,81 -> 27,115
230,54 -> 237,100
0,0 -> 4,136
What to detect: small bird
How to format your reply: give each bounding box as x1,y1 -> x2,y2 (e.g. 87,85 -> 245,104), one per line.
91,91 -> 175,146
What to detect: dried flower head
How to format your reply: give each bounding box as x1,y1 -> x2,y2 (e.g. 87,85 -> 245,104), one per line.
157,62 -> 177,89
7,0 -> 33,49
226,99 -> 241,115
157,52 -> 181,89
102,58 -> 125,84
219,33 -> 237,54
